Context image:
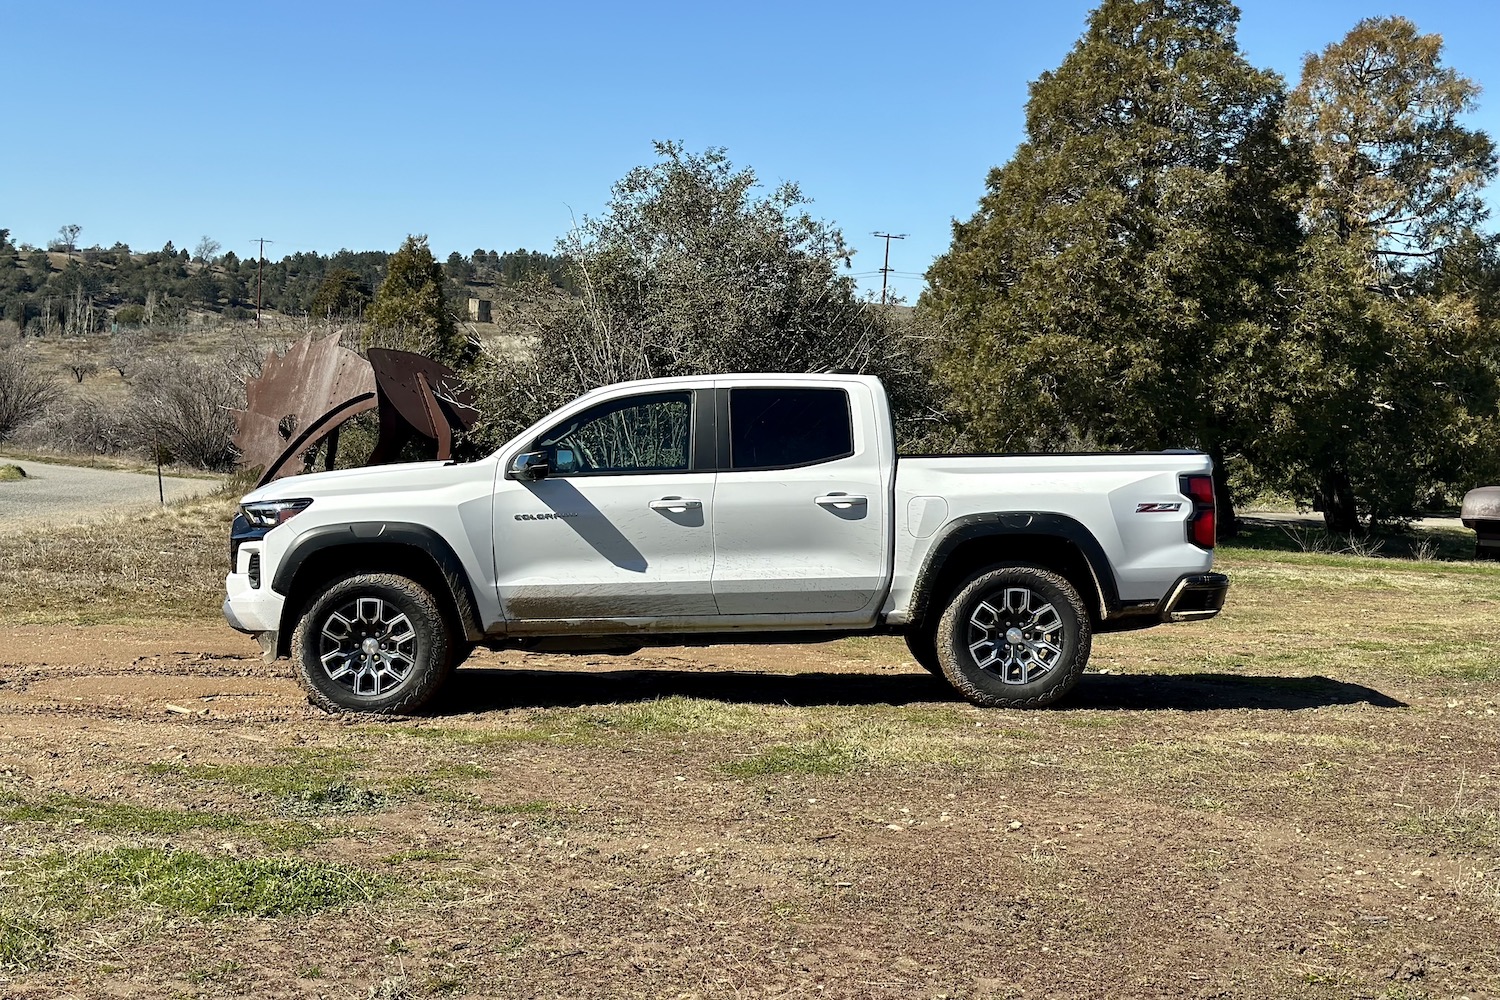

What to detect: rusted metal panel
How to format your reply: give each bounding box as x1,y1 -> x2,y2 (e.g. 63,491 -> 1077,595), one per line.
367,349 -> 478,434
232,334 -> 377,486
366,349 -> 478,464
234,337 -> 482,486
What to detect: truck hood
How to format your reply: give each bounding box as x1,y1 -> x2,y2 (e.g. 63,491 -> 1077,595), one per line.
241,460 -> 492,503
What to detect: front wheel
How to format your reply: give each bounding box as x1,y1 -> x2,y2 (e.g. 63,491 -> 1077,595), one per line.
935,564 -> 1091,708
292,573 -> 454,714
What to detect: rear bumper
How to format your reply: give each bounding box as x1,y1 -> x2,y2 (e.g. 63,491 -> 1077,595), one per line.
1159,572 -> 1229,622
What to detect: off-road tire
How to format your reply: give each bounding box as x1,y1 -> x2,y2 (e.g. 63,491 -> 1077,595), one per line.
935,564 -> 1091,708
904,629 -> 943,675
292,573 -> 454,714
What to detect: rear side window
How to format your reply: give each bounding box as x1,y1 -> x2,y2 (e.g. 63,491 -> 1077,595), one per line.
729,388 -> 853,470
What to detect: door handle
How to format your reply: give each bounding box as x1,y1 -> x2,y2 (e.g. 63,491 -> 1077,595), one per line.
815,493 -> 868,508
649,497 -> 702,511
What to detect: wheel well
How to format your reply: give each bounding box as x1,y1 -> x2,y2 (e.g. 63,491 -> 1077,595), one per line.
915,534 -> 1104,632
275,542 -> 477,657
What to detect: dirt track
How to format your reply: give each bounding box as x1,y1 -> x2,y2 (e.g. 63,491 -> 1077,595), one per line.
2,620 -> 1498,999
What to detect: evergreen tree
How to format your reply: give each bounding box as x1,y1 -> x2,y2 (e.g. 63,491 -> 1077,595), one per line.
920,0 -> 1291,527
1251,16 -> 1499,529
310,267 -> 372,319
366,235 -> 466,365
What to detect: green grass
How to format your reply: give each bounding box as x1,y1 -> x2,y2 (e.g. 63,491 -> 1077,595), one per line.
0,463 -> 26,482
279,783 -> 387,815
20,847 -> 385,917
366,697 -> 769,752
149,746 -> 358,798
0,793 -> 240,835
0,789 -> 337,848
726,737 -> 870,777
1225,519 -> 1479,562
0,912 -> 53,971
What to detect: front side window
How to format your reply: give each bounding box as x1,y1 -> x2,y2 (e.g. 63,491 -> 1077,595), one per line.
535,391 -> 692,475
729,388 -> 853,470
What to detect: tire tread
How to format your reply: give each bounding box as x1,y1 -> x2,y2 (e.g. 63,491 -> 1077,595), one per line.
291,572 -> 454,715
935,564 -> 1091,708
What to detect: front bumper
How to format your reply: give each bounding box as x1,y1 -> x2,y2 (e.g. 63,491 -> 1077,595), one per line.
1158,572 -> 1229,622
223,569 -> 284,634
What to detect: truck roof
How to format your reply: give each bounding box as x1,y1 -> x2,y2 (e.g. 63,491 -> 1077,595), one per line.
571,372 -> 885,404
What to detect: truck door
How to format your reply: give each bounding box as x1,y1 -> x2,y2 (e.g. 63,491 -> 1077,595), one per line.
492,389 -> 718,623
709,384 -> 889,617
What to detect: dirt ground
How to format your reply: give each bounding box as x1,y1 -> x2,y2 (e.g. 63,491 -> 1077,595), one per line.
1,616 -> 1497,1000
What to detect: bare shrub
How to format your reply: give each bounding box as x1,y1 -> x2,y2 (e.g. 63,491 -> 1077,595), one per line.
1410,537 -> 1440,562
0,347 -> 61,442
62,358 -> 100,384
126,356 -> 241,470
1339,534 -> 1387,558
12,396 -> 129,455
1278,523 -> 1332,553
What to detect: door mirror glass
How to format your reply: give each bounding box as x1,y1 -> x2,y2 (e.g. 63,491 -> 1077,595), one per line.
508,451 -> 549,481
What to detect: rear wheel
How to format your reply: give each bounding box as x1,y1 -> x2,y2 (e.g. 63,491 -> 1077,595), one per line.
292,573 -> 454,714
935,564 -> 1090,708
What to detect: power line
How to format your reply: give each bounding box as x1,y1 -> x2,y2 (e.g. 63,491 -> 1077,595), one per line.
871,232 -> 907,306
250,237 -> 274,326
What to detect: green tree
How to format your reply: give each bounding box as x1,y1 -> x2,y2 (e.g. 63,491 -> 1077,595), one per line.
465,142 -> 931,448
366,235 -> 466,365
444,250 -> 472,285
919,0 -> 1291,527
310,267 -> 372,319
1248,16 -> 1499,530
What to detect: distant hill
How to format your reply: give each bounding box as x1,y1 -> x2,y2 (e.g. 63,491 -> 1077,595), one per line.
0,235 -> 573,337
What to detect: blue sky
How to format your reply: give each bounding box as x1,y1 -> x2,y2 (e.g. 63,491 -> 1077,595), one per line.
3,1 -> 1497,302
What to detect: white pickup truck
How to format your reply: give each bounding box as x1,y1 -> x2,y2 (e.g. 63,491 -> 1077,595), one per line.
224,373 -> 1227,713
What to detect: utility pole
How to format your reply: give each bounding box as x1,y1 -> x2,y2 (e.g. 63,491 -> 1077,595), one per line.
872,232 -> 906,306
251,237 -> 273,326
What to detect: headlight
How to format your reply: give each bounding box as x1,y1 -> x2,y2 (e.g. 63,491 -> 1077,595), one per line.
240,498 -> 313,528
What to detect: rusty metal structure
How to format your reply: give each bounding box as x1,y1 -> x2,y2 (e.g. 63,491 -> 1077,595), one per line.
1461,486 -> 1500,560
232,334 -> 478,486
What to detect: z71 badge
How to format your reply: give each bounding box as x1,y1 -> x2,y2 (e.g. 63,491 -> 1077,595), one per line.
1136,502 -> 1183,513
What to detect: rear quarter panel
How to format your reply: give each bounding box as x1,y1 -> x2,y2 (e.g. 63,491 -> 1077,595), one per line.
888,454 -> 1216,618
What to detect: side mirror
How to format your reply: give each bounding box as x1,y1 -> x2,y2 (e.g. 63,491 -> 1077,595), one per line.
507,451 -> 549,482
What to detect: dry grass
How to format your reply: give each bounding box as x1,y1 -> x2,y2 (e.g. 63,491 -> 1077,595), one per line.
0,489 -> 237,625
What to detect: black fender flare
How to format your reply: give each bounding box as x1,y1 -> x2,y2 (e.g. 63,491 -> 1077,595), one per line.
906,512 -> 1122,628
273,521 -> 484,641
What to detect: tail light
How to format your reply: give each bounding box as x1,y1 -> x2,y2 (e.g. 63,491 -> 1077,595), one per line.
1180,474 -> 1216,549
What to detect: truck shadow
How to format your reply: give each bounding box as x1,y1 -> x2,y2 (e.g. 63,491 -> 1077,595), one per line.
435,667 -> 1405,713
